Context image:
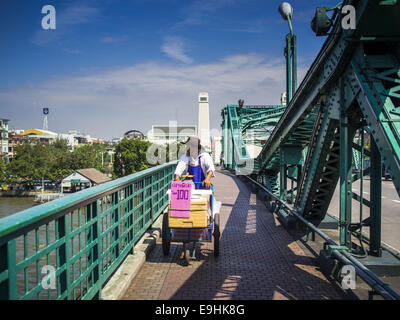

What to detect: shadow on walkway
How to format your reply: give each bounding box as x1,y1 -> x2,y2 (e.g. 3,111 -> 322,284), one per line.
143,171 -> 349,300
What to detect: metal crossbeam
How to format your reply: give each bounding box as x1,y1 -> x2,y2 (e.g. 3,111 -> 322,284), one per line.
221,104 -> 286,173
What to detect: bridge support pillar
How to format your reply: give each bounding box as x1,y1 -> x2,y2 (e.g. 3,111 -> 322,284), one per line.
339,78 -> 353,250
370,137 -> 382,257
279,146 -> 302,203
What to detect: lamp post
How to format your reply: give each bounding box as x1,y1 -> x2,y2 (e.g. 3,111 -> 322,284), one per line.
278,2 -> 297,104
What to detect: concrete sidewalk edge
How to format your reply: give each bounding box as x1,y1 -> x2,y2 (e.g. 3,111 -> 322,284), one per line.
100,210 -> 165,300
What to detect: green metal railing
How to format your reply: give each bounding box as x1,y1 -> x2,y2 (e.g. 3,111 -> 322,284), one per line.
0,161 -> 177,300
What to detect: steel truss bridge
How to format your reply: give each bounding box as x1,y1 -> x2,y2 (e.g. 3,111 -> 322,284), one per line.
222,0 -> 400,299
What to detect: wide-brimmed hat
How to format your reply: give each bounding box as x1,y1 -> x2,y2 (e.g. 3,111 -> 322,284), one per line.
180,136 -> 201,147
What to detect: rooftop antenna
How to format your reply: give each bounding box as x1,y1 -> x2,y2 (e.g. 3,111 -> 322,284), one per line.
43,108 -> 49,131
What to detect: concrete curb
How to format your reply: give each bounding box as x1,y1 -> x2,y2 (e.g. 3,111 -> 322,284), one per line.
100,210 -> 165,300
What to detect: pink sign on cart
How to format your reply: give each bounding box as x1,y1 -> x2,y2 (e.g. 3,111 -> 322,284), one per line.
170,182 -> 191,218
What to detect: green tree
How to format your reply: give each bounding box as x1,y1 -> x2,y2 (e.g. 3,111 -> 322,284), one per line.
0,158 -> 8,184
48,138 -> 73,181
7,142 -> 52,181
113,138 -> 151,177
6,139 -> 112,183
71,144 -> 105,172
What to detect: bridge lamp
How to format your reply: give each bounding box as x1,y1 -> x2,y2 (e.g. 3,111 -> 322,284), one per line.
278,2 -> 297,104
311,7 -> 333,36
311,2 -> 345,37
278,2 -> 294,35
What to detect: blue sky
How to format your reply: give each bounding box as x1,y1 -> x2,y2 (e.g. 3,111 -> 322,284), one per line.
0,0 -> 340,139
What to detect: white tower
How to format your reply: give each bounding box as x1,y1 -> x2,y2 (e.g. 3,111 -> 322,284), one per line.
280,92 -> 287,106
43,108 -> 49,131
197,92 -> 211,151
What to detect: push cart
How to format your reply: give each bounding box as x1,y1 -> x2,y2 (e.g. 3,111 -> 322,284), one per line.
162,178 -> 220,264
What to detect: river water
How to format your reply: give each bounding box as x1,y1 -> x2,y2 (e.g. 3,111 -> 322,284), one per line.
0,197 -> 35,219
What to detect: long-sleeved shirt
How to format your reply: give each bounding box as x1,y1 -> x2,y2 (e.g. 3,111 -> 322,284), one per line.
174,152 -> 215,178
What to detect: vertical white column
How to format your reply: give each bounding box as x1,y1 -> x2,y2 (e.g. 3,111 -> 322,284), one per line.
197,92 -> 211,151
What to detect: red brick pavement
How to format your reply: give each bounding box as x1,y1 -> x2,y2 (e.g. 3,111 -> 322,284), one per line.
123,171 -> 344,300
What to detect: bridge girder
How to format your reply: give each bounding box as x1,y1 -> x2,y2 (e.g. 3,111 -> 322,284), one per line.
221,0 -> 400,258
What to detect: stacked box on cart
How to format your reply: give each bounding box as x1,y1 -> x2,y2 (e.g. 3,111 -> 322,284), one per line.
168,198 -> 209,228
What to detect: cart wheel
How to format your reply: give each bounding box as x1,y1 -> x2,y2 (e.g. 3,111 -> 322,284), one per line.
213,213 -> 220,256
162,213 -> 170,256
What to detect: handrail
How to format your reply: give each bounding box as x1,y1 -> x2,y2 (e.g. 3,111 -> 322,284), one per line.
0,161 -> 177,242
0,161 -> 177,300
244,175 -> 400,300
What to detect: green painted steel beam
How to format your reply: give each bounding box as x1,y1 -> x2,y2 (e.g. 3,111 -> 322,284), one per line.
370,137 -> 382,256
352,59 -> 400,196
221,104 -> 286,174
220,1 -> 400,273
339,77 -> 354,249
255,0 -> 378,173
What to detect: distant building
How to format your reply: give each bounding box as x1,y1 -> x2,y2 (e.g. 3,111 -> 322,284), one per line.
109,137 -> 121,145
85,135 -> 105,144
58,133 -> 86,150
22,128 -> 104,148
23,128 -> 58,144
61,168 -> 111,193
10,129 -> 24,135
0,119 -> 9,163
8,129 -> 25,160
281,92 -> 287,106
147,125 -> 197,145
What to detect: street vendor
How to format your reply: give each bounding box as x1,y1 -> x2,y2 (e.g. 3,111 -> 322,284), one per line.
174,136 -> 215,189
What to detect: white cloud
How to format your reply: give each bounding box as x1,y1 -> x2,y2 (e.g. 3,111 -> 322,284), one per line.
0,54 -> 307,139
58,4 -> 101,26
161,37 -> 193,64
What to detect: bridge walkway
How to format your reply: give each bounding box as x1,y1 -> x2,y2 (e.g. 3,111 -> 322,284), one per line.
123,171 -> 345,300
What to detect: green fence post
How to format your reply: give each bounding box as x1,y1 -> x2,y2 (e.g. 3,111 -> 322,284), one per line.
8,241 -> 16,299
86,201 -> 99,298
0,241 -> 17,299
149,175 -> 154,226
112,192 -> 120,259
56,215 -> 67,298
0,243 -> 8,299
128,185 -> 134,255
95,199 -> 101,299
